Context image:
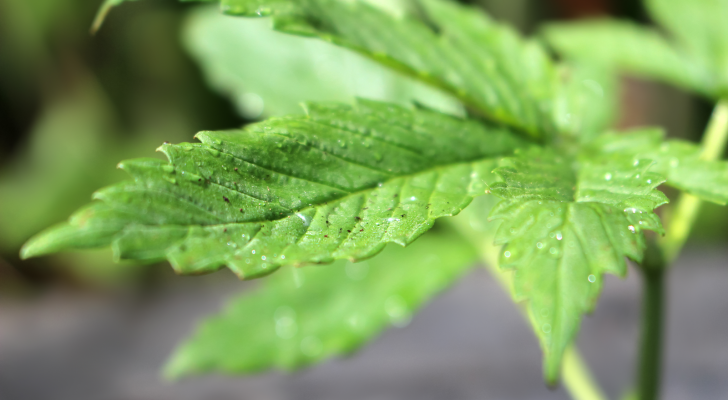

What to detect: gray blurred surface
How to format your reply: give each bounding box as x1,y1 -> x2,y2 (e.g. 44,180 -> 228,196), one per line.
0,247 -> 726,400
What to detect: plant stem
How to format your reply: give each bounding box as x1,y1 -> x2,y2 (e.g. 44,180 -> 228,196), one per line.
563,346 -> 609,400
637,244 -> 665,400
659,99 -> 728,263
637,99 -> 728,399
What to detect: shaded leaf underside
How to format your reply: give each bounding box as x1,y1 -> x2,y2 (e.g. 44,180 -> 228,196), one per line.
166,231 -> 477,377
21,100 -> 525,279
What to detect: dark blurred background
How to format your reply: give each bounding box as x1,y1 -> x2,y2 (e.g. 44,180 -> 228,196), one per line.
0,0 -> 726,399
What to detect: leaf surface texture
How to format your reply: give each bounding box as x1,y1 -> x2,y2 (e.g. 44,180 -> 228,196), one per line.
21,100 -> 525,279
488,147 -> 668,382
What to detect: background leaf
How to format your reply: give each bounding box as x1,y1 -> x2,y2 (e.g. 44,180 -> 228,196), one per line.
645,0 -> 728,96
183,6 -> 462,119
207,0 -> 561,139
542,19 -> 713,97
552,61 -> 618,142
165,229 -> 477,377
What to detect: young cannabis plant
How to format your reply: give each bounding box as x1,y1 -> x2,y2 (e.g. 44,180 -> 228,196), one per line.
20,0 -> 728,399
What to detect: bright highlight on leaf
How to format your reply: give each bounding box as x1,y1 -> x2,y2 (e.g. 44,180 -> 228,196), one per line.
21,100 -> 525,279
165,231 -> 477,378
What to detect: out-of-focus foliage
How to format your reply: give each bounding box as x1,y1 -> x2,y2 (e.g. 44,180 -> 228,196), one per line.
0,0 -> 240,285
165,230 -> 477,377
543,0 -> 728,99
183,6 -> 462,118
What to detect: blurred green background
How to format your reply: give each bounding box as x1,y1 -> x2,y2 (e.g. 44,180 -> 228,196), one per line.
0,0 -> 723,296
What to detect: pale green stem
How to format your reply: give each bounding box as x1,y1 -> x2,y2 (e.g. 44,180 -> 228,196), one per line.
445,215 -> 607,400
563,347 -> 610,400
659,99 -> 728,263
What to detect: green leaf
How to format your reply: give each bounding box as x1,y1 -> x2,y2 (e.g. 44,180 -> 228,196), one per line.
21,100 -> 526,279
552,62 -> 618,142
646,0 -> 728,94
182,5 -> 462,118
487,147 -> 668,383
210,0 -> 561,139
164,230 -> 477,377
542,19 -> 713,97
585,128 -> 728,205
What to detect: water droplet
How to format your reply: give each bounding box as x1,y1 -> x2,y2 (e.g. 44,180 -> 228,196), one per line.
628,225 -> 636,233
542,323 -> 552,334
300,336 -> 323,357
261,256 -> 267,260
252,250 -> 256,254
588,274 -> 596,283
410,196 -> 416,201
633,160 -> 640,166
549,247 -> 558,255
556,232 -> 563,240
504,251 -> 511,258
647,179 -> 652,184
281,255 -> 286,260
604,173 -> 612,181
536,242 -> 544,249
296,213 -> 311,227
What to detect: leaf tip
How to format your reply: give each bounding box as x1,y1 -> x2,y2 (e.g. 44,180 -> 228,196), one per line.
19,232 -> 53,260
90,0 -> 122,35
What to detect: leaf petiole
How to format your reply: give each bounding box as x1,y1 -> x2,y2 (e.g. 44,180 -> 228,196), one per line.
659,99 -> 728,263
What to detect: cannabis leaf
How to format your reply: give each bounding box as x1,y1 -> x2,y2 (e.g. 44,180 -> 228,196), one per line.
200,0 -> 561,139
21,100 -> 525,278
552,62 -> 618,143
543,0 -> 728,99
165,230 -> 477,377
183,6 -> 461,118
488,147 -> 668,383
585,128 -> 728,205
